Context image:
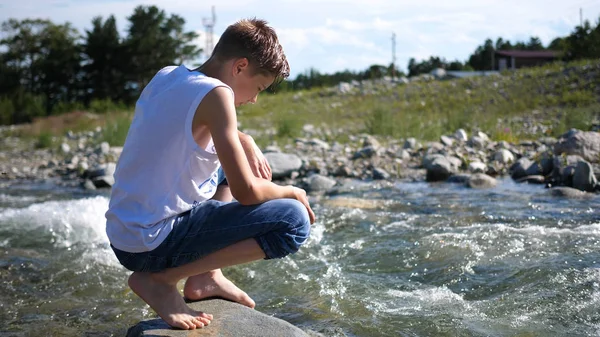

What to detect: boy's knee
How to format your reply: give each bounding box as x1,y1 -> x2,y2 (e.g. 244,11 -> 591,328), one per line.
258,199 -> 311,259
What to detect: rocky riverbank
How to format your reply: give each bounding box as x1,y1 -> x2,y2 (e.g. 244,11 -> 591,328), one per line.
1,125 -> 599,197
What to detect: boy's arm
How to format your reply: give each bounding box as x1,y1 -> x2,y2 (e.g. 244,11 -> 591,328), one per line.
194,87 -> 315,223
238,131 -> 272,181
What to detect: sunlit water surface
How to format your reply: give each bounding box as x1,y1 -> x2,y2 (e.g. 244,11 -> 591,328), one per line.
1,179 -> 599,336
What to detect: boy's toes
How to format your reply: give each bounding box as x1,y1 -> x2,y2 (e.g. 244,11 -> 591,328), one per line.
198,312 -> 213,320
192,317 -> 205,328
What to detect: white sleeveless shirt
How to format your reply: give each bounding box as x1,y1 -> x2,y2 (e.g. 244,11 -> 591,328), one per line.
105,65 -> 232,252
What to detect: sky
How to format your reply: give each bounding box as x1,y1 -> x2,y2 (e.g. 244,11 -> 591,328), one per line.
1,0 -> 600,78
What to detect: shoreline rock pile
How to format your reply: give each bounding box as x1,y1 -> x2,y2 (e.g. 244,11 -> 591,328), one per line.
1,125 -> 598,198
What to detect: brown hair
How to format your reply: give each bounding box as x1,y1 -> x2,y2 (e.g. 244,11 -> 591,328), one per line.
211,18 -> 290,83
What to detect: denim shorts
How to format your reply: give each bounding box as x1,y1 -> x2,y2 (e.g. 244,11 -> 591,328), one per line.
111,170 -> 311,273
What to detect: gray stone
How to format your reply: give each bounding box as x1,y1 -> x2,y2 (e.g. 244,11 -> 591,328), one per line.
423,154 -> 459,182
467,173 -> 497,189
98,141 -> 110,155
494,149 -> 515,164
352,146 -> 377,159
126,299 -> 309,337
573,160 -> 597,192
454,129 -> 468,142
468,136 -> 487,148
92,175 -> 115,188
550,187 -> 588,199
396,149 -> 411,160
87,162 -> 117,179
403,138 -> 420,150
362,135 -> 381,149
510,157 -> 533,180
426,142 -> 445,154
264,145 -> 281,153
83,179 -> 96,190
552,155 -> 584,186
516,175 -> 546,184
468,161 -> 487,174
308,138 -> 330,150
475,131 -> 490,141
305,174 -> 337,192
554,129 -> 600,163
265,153 -> 303,179
60,143 -> 71,154
373,167 -> 390,180
440,135 -> 454,147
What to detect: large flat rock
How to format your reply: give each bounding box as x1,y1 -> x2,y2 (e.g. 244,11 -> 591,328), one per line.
126,299 -> 310,337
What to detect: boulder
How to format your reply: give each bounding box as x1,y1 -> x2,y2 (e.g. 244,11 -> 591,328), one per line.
423,154 -> 460,181
509,158 -> 533,180
494,149 -> 515,165
447,174 -> 471,184
265,153 -> 303,179
126,299 -> 310,337
468,161 -> 487,174
305,174 -> 337,192
549,187 -> 589,199
554,129 -> 600,163
372,167 -> 390,180
362,135 -> 381,149
454,129 -> 468,142
440,135 -> 454,147
403,138 -> 420,150
86,162 -> 116,180
573,160 -> 597,192
467,173 -> 497,189
352,146 -> 377,159
308,139 -> 330,150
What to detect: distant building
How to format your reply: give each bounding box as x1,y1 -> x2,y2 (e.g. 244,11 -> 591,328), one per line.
494,50 -> 562,71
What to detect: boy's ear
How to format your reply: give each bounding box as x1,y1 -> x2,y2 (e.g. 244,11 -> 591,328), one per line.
233,58 -> 250,75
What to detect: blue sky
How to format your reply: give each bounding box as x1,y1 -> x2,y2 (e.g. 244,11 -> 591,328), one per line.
1,0 -> 600,77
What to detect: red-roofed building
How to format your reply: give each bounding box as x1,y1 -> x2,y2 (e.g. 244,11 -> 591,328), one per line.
494,50 -> 562,70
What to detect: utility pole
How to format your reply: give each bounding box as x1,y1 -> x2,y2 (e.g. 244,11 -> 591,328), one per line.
202,6 -> 216,61
391,32 -> 396,82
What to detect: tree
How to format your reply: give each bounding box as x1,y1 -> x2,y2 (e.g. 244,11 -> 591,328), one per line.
82,15 -> 126,103
468,38 -> 495,70
526,36 -> 544,50
124,5 -> 201,93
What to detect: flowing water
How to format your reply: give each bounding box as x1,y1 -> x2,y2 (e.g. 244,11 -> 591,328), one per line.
1,178 -> 599,336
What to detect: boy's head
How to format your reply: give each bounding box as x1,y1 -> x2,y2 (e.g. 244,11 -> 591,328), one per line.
210,18 -> 289,106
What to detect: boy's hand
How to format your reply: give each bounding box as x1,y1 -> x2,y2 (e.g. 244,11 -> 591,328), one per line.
292,187 -> 316,224
240,134 -> 272,180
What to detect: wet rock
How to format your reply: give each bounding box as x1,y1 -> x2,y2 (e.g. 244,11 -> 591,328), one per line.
494,149 -> 515,164
265,153 -> 303,179
87,162 -> 116,179
305,174 -> 337,192
573,160 -> 597,192
447,174 -> 471,184
372,167 -> 390,180
510,157 -> 533,180
126,299 -> 310,337
467,173 -> 497,189
552,155 -> 584,186
554,129 -> 600,163
549,187 -> 588,198
516,175 -> 546,184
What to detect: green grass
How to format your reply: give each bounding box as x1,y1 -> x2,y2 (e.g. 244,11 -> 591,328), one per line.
5,59 -> 599,150
238,59 -> 600,145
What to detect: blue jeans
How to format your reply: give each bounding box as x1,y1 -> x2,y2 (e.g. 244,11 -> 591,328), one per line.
111,174 -> 311,273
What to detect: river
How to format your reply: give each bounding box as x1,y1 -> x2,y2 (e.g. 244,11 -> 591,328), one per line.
1,178 -> 599,336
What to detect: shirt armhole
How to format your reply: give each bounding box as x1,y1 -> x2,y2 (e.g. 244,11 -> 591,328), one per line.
185,83 -> 235,151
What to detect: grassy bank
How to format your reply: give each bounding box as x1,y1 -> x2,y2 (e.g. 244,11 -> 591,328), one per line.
4,59 -> 599,150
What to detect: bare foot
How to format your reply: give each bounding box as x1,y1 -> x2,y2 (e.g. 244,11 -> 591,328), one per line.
183,269 -> 255,308
128,272 -> 213,329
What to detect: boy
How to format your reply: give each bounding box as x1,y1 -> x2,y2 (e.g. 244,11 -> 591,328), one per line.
105,18 -> 315,330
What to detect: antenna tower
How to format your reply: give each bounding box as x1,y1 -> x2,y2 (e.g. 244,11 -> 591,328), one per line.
202,6 -> 216,60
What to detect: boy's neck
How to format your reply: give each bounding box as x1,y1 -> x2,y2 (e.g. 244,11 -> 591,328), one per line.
197,59 -> 226,81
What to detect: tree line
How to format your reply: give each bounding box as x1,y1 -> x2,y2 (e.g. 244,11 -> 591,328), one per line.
1,6 -> 600,125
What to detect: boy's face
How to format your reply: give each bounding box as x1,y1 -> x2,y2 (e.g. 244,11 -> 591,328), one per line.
230,58 -> 275,107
